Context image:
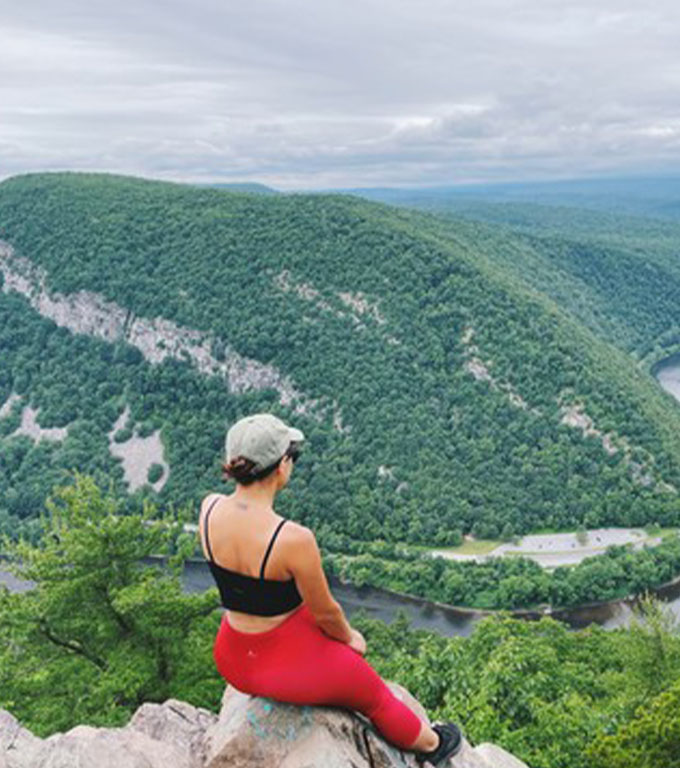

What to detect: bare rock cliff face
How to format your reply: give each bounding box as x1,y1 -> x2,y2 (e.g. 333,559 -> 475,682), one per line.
0,683 -> 528,768
0,241 -> 311,415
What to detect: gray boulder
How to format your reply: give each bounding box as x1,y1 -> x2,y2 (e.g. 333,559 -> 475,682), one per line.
1,683 -> 528,768
0,709 -> 44,768
130,698 -> 217,768
204,682 -> 527,768
0,699 -> 216,768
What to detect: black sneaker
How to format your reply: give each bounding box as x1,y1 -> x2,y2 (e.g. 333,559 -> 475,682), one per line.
415,722 -> 463,767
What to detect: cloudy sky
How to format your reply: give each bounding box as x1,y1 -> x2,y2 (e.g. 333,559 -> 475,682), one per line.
2,0 -> 680,189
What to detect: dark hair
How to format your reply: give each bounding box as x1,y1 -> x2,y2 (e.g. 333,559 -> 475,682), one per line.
221,442 -> 300,486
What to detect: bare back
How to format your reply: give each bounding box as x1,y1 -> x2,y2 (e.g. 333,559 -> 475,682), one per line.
199,493 -> 303,632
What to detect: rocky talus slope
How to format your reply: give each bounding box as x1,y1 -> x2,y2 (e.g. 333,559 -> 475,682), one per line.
0,683 -> 528,768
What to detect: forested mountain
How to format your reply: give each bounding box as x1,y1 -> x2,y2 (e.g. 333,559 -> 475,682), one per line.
1,172 -> 679,560
350,189 -> 680,363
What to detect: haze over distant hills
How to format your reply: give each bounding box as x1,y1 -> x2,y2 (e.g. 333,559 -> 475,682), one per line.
343,175 -> 680,221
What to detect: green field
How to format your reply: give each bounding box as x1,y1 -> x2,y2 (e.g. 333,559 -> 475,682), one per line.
428,538 -> 502,555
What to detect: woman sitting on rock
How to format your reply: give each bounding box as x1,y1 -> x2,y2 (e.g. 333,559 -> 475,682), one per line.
199,413 -> 462,766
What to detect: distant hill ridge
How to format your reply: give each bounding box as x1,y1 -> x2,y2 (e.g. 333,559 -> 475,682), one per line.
207,181 -> 280,195
347,178 -> 680,361
1,172 -> 680,548
346,175 -> 680,220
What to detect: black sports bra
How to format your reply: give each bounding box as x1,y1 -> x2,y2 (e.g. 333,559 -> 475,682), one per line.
202,496 -> 303,616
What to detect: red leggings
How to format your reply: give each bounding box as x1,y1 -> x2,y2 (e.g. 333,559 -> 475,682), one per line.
213,604 -> 424,750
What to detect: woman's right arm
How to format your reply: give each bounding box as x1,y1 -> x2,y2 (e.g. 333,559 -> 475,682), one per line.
287,526 -> 355,645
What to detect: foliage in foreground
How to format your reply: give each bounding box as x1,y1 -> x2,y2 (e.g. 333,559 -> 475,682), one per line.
354,596 -> 680,768
0,475 -> 222,735
586,675 -> 680,768
2,478 -> 679,768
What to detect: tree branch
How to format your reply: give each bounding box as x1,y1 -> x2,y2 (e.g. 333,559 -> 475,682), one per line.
95,583 -> 134,636
37,618 -> 107,671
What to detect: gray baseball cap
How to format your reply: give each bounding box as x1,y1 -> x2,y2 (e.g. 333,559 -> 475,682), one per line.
226,413 -> 305,471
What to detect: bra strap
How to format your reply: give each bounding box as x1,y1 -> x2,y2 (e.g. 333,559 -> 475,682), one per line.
259,519 -> 288,579
203,496 -> 222,562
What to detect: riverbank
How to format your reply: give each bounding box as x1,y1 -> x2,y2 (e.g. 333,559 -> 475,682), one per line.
428,527 -> 667,568
330,566 -> 680,630
3,554 -> 679,637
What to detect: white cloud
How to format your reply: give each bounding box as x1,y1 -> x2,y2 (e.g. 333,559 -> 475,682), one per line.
1,0 -> 680,187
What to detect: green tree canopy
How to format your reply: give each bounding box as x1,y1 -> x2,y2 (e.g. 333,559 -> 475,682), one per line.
0,475 -> 222,736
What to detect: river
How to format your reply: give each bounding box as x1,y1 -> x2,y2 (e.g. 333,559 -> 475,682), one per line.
3,357 -> 679,639
183,561 -> 680,636
655,352 -> 680,402
3,557 -> 679,638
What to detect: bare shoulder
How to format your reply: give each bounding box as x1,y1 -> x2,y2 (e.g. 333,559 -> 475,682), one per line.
281,522 -> 321,564
277,522 -> 319,580
282,520 -> 314,544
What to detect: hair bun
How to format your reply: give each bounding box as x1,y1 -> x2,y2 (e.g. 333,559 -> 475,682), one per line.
228,457 -> 250,471
222,455 -> 257,482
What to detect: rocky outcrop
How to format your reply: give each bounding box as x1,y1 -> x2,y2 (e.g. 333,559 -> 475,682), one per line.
0,241 -> 314,417
107,404 -> 169,492
274,270 -> 400,347
0,684 -> 528,768
460,323 -> 676,494
460,327 -> 532,412
0,699 -> 215,768
558,398 -> 676,493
